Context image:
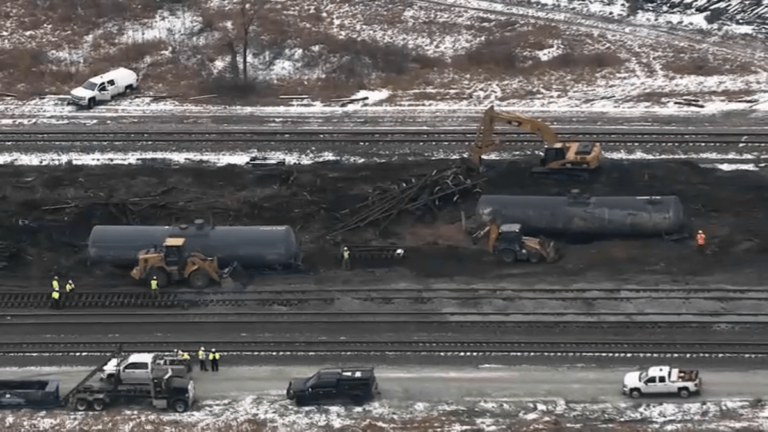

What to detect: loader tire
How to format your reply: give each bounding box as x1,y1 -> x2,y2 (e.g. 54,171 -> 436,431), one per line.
497,248 -> 517,264
188,269 -> 211,289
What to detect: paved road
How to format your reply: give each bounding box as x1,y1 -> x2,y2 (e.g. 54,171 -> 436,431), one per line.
3,365 -> 767,403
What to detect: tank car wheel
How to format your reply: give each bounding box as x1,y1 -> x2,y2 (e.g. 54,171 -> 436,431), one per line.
188,270 -> 211,289
148,268 -> 169,288
91,398 -> 106,411
498,248 -> 517,264
75,399 -> 90,411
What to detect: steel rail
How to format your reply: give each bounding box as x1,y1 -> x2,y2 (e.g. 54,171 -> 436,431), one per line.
3,291 -> 768,309
3,127 -> 768,135
5,287 -> 768,295
6,311 -> 768,325
4,136 -> 768,145
3,340 -> 768,355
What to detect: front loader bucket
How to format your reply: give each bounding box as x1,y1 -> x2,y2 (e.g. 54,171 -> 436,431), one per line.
220,262 -> 251,287
541,238 -> 560,263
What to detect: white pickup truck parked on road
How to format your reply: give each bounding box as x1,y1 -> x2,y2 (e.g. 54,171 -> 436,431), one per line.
101,353 -> 190,385
623,365 -> 701,398
69,67 -> 138,109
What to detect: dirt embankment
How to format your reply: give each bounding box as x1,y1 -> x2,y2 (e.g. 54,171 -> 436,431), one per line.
1,159 -> 767,285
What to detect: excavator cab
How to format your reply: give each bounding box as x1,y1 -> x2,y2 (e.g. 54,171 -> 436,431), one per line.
130,237 -> 238,290
541,147 -> 567,167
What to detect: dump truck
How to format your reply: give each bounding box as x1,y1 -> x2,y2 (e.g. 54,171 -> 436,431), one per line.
623,365 -> 701,399
0,347 -> 195,413
130,236 -> 239,289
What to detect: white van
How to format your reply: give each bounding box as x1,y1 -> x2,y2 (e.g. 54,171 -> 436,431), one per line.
69,67 -> 138,109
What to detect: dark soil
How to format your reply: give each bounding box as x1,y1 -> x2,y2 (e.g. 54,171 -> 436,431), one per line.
1,158 -> 767,286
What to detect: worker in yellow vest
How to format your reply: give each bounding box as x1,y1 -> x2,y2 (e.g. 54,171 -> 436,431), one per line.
198,347 -> 208,372
150,276 -> 159,299
208,349 -> 221,372
51,286 -> 61,310
342,247 -> 351,270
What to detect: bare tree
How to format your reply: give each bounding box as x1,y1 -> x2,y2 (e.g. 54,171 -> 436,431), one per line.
234,0 -> 263,83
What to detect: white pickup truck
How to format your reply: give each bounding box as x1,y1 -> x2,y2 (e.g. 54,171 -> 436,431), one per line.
101,353 -> 190,385
69,67 -> 138,109
623,365 -> 701,399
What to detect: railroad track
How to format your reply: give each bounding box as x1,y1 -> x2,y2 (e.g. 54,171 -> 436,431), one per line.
6,311 -> 768,324
4,288 -> 768,309
3,340 -> 768,357
2,128 -> 768,147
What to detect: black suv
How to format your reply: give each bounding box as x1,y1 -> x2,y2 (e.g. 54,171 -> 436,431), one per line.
286,367 -> 379,406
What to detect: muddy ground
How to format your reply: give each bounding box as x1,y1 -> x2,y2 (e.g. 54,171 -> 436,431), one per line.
1,157 -> 766,286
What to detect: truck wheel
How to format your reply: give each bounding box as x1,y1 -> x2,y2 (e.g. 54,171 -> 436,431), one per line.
188,270 -> 210,289
629,389 -> 642,399
498,248 -> 517,264
91,399 -> 106,411
124,85 -> 133,96
172,399 -> 189,413
75,399 -> 90,411
678,388 -> 690,398
148,268 -> 169,288
286,390 -> 295,400
87,98 -> 95,109
529,251 -> 540,263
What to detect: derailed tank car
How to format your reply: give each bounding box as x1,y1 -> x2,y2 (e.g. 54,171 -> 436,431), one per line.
88,221 -> 301,270
476,192 -> 686,239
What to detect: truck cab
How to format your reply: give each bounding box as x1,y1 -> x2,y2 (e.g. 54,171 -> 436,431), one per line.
101,353 -> 188,385
286,367 -> 379,406
623,365 -> 701,399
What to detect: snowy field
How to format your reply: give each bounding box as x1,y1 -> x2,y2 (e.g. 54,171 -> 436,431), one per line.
2,396 -> 768,431
2,0 -> 768,108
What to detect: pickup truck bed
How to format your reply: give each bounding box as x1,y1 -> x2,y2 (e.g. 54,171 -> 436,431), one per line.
0,380 -> 61,408
675,369 -> 698,382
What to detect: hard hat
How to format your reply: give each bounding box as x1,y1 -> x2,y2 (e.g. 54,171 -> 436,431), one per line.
54,276 -> 58,280
698,230 -> 703,234
68,280 -> 73,284
211,348 -> 216,352
200,347 -> 205,351
343,246 -> 348,250
153,276 -> 157,279
395,248 -> 404,257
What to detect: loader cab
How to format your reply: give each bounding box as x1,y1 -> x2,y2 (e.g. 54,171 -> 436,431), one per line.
162,237 -> 186,268
493,224 -> 525,263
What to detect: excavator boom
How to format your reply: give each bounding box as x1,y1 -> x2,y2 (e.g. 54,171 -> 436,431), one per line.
470,106 -> 560,169
467,105 -> 602,178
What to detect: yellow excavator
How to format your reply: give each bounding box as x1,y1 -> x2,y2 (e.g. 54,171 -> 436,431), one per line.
130,237 -> 238,289
466,106 -> 602,180
472,219 -> 559,264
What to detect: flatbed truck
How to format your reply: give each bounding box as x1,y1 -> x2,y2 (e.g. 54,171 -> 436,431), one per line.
0,346 -> 195,413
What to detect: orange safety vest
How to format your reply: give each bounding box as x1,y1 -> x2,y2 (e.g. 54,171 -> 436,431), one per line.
696,233 -> 706,245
